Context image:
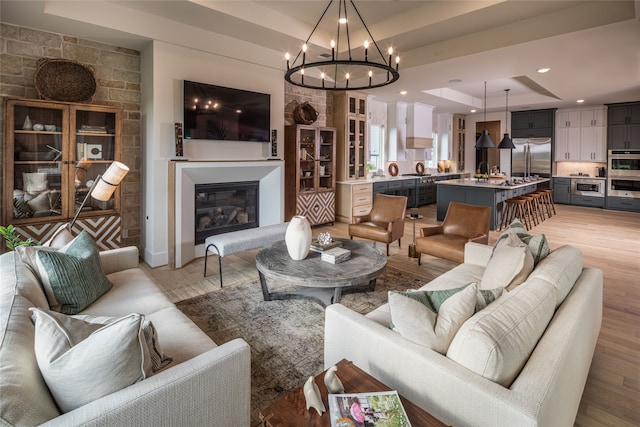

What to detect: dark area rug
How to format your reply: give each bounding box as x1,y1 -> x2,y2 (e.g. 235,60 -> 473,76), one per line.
175,259 -> 446,426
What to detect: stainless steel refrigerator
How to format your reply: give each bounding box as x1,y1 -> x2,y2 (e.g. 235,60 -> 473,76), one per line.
511,137 -> 552,178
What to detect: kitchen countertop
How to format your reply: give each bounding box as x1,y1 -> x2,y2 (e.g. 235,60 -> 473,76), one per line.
436,177 -> 550,190
337,172 -> 467,185
553,175 -> 607,180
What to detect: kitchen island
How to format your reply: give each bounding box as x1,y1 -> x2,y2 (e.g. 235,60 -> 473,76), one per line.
336,173 -> 466,223
436,177 -> 550,230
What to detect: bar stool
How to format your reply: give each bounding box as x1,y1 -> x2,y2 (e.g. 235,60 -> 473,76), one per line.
516,194 -> 538,227
501,197 -> 532,230
536,188 -> 556,217
527,191 -> 546,223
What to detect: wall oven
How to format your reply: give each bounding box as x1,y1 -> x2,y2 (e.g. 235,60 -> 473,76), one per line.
608,149 -> 640,177
608,177 -> 640,198
608,150 -> 640,198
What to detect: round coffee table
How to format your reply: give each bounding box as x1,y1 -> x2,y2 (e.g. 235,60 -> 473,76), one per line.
256,238 -> 387,307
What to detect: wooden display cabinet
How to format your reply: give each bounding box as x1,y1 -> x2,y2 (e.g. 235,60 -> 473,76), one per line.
2,98 -> 123,249
284,125 -> 336,226
333,91 -> 368,181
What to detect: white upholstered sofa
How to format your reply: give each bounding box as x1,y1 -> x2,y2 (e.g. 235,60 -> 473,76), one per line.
325,241 -> 603,427
0,244 -> 250,427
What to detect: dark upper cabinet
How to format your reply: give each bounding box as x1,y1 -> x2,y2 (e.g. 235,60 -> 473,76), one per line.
511,109 -> 556,138
607,102 -> 640,150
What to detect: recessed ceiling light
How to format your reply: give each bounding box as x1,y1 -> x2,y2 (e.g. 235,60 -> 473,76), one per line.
470,109 -> 477,113
577,99 -> 585,103
400,91 -> 407,95
448,79 -> 462,84
537,67 -> 551,73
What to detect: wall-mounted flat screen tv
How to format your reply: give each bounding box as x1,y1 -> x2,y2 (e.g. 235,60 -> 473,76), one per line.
183,80 -> 270,142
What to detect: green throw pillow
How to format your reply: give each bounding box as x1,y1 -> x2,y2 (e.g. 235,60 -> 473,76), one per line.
495,219 -> 550,265
388,283 -> 477,354
36,231 -> 112,314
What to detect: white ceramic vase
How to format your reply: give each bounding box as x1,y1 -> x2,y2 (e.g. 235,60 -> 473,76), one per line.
285,215 -> 311,260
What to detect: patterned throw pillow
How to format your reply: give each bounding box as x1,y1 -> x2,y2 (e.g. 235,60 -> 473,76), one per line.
494,219 -> 550,265
35,231 -> 112,314
388,283 -> 477,354
30,308 -> 150,413
476,287 -> 504,311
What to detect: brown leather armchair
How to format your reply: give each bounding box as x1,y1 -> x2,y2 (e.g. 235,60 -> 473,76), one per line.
416,202 -> 490,264
349,194 -> 407,256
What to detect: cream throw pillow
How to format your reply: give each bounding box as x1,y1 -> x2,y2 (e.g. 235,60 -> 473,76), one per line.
30,308 -> 151,413
73,314 -> 173,372
388,283 -> 477,354
481,231 -> 534,291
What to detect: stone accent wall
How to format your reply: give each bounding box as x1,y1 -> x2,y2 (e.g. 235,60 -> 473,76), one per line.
284,82 -> 332,127
0,23 -> 141,248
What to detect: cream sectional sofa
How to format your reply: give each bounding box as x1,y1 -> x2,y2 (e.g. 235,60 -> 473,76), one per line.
324,242 -> 603,427
0,245 -> 250,427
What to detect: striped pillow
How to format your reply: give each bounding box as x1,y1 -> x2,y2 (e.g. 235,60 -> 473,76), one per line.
495,219 -> 550,265
35,231 -> 112,314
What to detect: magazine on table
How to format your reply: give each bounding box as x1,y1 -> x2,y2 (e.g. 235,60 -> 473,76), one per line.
328,390 -> 411,427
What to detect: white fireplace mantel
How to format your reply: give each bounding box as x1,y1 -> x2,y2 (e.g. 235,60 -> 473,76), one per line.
169,160 -> 284,268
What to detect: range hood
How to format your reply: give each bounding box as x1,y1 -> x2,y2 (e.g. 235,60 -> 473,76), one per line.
406,103 -> 434,149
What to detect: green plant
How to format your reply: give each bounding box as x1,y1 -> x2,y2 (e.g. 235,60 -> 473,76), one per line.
366,162 -> 376,171
0,225 -> 38,250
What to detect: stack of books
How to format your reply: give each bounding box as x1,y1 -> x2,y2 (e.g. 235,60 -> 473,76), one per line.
321,247 -> 351,264
309,239 -> 342,253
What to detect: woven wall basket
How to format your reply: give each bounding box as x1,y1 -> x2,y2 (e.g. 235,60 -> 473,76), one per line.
34,58 -> 97,103
292,101 -> 318,125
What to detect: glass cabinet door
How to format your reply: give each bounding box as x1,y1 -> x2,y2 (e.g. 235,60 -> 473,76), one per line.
9,102 -> 68,221
318,129 -> 334,190
357,118 -> 366,178
71,106 -> 121,217
298,127 -> 316,193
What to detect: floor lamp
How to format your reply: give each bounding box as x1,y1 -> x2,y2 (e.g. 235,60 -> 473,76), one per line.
70,161 -> 129,229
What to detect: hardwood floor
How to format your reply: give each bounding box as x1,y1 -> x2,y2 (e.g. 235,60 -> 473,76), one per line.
144,203 -> 640,427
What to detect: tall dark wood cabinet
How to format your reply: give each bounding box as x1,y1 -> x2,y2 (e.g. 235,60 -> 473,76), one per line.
284,125 -> 336,226
2,98 -> 123,250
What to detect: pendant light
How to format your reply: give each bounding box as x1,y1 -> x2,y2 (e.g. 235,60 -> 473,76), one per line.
498,88 -> 515,149
475,81 -> 495,148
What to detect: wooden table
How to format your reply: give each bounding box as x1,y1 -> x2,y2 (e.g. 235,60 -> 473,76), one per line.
256,239 -> 387,307
259,359 -> 449,427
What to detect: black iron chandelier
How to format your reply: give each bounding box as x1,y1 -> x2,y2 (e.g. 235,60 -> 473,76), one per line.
284,0 -> 400,91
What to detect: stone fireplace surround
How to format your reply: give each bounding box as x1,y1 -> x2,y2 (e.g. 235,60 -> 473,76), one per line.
169,160 -> 284,268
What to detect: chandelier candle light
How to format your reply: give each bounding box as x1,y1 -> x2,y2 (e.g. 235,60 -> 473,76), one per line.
284,0 -> 400,91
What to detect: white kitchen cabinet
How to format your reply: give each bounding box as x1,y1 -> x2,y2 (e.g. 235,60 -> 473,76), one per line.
555,127 -> 581,161
580,126 -> 606,161
555,107 -> 606,162
580,108 -> 605,127
556,110 -> 581,128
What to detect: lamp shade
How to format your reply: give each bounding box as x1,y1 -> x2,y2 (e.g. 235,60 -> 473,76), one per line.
91,161 -> 129,201
475,130 -> 495,148
498,133 -> 515,149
